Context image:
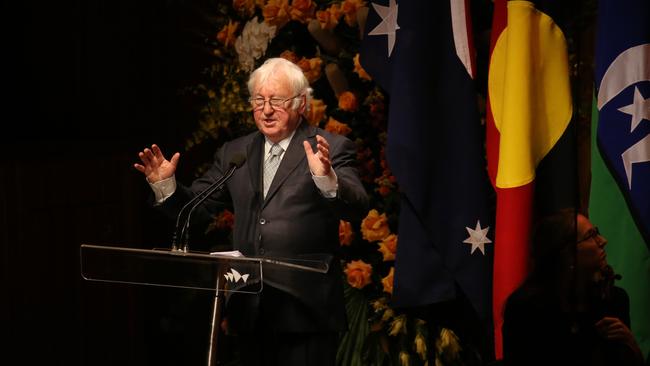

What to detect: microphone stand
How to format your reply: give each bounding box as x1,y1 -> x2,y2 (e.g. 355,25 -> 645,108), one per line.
179,162 -> 239,253
170,158 -> 241,252
170,171 -> 229,251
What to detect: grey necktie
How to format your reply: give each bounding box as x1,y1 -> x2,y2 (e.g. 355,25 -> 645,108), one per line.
263,143 -> 283,198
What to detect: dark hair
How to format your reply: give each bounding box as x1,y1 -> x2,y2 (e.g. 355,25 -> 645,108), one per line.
528,207 -> 577,285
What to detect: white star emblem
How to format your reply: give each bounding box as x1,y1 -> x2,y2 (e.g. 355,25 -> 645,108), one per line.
617,86 -> 650,132
463,220 -> 492,255
368,0 -> 400,57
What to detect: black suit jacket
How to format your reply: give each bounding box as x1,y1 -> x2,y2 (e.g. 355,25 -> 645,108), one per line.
158,121 -> 369,332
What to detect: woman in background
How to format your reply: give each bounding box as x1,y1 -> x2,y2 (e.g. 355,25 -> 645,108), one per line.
502,208 -> 644,366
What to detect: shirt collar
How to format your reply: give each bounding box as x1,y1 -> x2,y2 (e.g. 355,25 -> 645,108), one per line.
264,129 -> 296,156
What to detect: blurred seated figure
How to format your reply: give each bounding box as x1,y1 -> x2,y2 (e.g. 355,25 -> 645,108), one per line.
503,208 -> 644,366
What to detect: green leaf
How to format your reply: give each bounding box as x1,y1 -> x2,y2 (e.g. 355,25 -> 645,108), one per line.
337,284 -> 370,366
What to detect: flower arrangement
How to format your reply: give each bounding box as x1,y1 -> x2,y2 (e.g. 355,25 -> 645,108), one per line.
186,1 -> 465,365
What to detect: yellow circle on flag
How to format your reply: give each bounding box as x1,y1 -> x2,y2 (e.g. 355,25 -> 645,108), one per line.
488,1 -> 573,188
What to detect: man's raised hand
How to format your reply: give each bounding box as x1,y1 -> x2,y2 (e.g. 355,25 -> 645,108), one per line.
134,144 -> 180,183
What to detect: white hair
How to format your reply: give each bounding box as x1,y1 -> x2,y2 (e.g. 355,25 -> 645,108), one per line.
247,57 -> 313,111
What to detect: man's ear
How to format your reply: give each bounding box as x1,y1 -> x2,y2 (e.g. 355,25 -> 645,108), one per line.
298,95 -> 307,114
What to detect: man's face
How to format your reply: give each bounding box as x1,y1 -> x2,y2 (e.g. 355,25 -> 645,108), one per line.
576,214 -> 608,274
252,74 -> 304,143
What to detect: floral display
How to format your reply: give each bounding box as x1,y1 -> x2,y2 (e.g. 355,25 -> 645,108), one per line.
184,1 -> 464,364
234,16 -> 277,72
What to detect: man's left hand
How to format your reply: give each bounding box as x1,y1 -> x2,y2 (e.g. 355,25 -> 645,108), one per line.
303,134 -> 332,176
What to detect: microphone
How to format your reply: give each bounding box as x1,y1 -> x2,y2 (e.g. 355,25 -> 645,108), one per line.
175,154 -> 246,252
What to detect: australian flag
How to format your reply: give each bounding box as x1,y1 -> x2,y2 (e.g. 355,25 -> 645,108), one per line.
360,0 -> 494,326
595,0 -> 650,246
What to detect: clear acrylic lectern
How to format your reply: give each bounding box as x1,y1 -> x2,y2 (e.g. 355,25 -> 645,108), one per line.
80,243 -> 329,365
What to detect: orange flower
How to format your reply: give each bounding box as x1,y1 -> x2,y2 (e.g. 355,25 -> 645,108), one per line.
316,4 -> 341,31
305,98 -> 327,126
361,209 -> 390,242
377,185 -> 390,197
289,0 -> 316,23
377,234 -> 397,261
328,4 -> 343,22
382,267 -> 395,294
233,0 -> 256,17
338,91 -> 359,112
216,20 -> 240,48
374,169 -> 396,197
324,117 -> 352,136
263,0 -> 291,29
339,220 -> 354,246
279,49 -> 300,63
215,209 -> 235,231
340,0 -> 366,27
297,57 -> 323,84
353,53 -> 372,81
344,260 -> 373,289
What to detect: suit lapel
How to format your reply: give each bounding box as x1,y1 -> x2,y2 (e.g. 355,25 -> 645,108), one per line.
246,132 -> 265,201
263,122 -> 317,206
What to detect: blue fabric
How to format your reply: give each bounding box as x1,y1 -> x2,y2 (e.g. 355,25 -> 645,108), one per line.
360,0 -> 494,323
594,0 -> 650,247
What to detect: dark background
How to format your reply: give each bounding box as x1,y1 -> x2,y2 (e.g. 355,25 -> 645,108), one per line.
1,1 -> 226,364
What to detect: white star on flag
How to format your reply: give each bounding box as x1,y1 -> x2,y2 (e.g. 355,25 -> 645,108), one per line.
463,220 -> 492,255
368,0 -> 400,57
617,86 -> 650,133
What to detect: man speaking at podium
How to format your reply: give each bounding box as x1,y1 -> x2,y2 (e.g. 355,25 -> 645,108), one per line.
134,57 -> 369,366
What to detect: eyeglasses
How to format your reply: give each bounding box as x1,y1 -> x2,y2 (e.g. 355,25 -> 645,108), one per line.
250,94 -> 300,110
577,226 -> 601,244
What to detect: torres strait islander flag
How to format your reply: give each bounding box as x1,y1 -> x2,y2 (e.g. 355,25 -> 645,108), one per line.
360,0 -> 495,347
486,0 -> 575,359
591,0 -> 650,357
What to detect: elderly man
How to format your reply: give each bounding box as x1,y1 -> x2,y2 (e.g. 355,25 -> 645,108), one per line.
134,57 -> 369,365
